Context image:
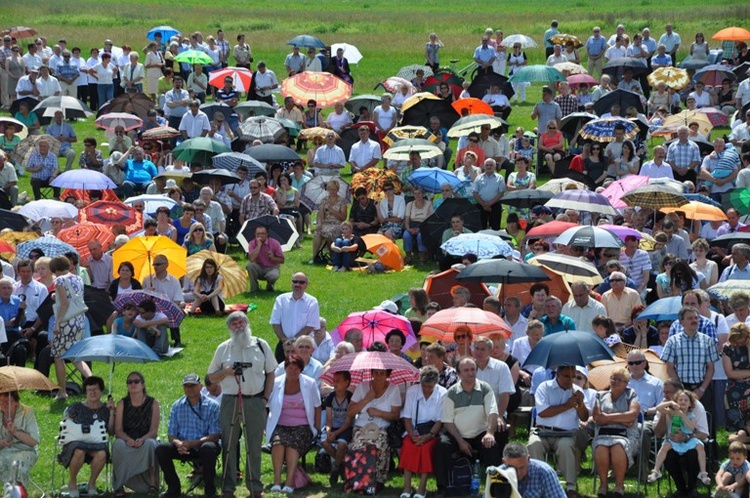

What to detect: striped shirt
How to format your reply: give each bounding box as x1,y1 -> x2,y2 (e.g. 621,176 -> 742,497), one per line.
441,379 -> 498,439
620,249 -> 652,288
660,331 -> 719,384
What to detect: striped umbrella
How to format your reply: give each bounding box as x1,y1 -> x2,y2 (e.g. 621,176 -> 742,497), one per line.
529,253 -> 603,285
383,125 -> 439,146
114,290 -> 185,328
210,152 -> 265,175
281,71 -> 352,108
57,222 -> 115,260
94,112 -> 142,132
208,67 -> 253,92
545,189 -> 618,216
600,175 -> 650,209
80,201 -> 142,234
421,307 -> 512,340
508,65 -> 566,84
237,116 -> 286,142
579,117 -> 638,142
186,250 -> 247,299
621,185 -> 688,210
319,352 -> 419,387
647,67 -> 690,90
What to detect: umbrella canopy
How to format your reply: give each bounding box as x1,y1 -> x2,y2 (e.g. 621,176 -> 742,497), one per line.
567,74 -> 598,89
80,200 -> 142,234
451,98 -> 494,116
94,112 -> 142,132
660,201 -> 727,221
123,194 -> 179,216
335,310 -> 416,350
3,26 -> 37,39
234,100 -> 276,118
57,223 -> 115,260
384,139 -> 443,161
172,137 -> 231,166
535,178 -> 586,194
554,225 -> 623,249
0,231 -> 38,250
244,143 -> 300,163
529,253 -> 603,285
710,232 -> 750,249
50,170 -> 117,191
589,347 -> 668,390
733,62 -> 750,81
287,34 -> 326,49
600,175 -> 650,209
211,151 -> 265,175
112,235 -> 187,281
497,265 -> 571,307
0,117 -> 28,139
0,365 -> 58,393
551,34 -> 582,48
299,127 -> 338,141
96,92 -> 154,120
421,307 -> 512,341
319,352 -> 419,387
503,34 -> 537,48
186,250 -> 247,299
723,188 -> 750,215
400,92 -> 460,128
592,88 -> 644,116
331,42 -> 363,64
282,71 -> 352,108
637,296 -> 682,322
238,215 -> 299,253
447,114 -> 507,138
11,134 -> 61,166
422,71 -> 464,100
380,76 -> 415,95
396,64 -> 434,80
383,125 -> 439,146
508,65 -> 566,84
441,233 -> 513,259
208,67 -> 253,92
238,116 -> 286,143
423,268 -> 491,309
141,126 -> 180,140
693,64 -> 737,87
621,185 -> 688,210
407,167 -> 462,194
200,102 -> 235,122
147,25 -> 180,40
17,235 -> 78,259
361,234 -> 404,271
559,112 -> 598,137
597,224 -> 643,243
523,330 -> 615,368
712,27 -> 750,41
602,57 -> 650,78
580,117 -> 638,142
466,72 -> 514,101
173,50 -> 213,65
456,259 -> 550,284
554,62 -> 587,76
9,96 -> 40,117
658,111 -> 714,138
647,67 -> 689,90
0,209 -> 28,231
526,221 -> 579,239
420,198 -> 482,253
345,94 -> 382,115
499,189 -> 555,209
191,168 -> 241,186
300,175 -> 351,211
707,280 -> 750,302
694,107 -> 728,127
33,96 -> 93,122
545,189 -> 618,216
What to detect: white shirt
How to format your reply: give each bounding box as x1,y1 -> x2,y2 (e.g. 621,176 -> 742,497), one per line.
476,357 -> 516,400
402,383 -> 447,424
312,332 -> 335,363
208,335 -> 277,395
142,273 -> 184,303
253,69 -> 278,97
37,75 -> 61,98
349,139 -> 381,170
269,292 -> 320,339
179,111 -> 211,138
504,314 -> 529,350
13,279 -> 49,323
325,111 -> 353,132
482,93 -> 510,107
640,160 -> 674,179
561,298 -> 607,332
534,379 -> 584,431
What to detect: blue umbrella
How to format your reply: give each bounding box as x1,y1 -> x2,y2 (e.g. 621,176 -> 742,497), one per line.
408,167 -> 462,194
50,169 -> 117,190
440,233 -> 513,260
685,193 -> 721,208
147,26 -> 180,42
287,35 -> 326,49
17,235 -> 77,259
637,296 -> 682,322
522,330 -> 614,368
579,117 -> 638,142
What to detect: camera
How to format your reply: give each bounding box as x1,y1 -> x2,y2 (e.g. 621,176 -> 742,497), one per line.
233,361 -> 252,376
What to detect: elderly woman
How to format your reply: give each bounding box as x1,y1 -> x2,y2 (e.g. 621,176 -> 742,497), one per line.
385,329 -> 412,362
276,336 -> 324,384
59,376 -> 115,497
0,391 -> 40,485
446,324 -> 473,368
112,372 -> 160,496
592,367 -> 640,497
346,366 -> 402,491
399,366 -> 446,498
377,182 -> 406,241
311,180 -> 348,264
723,322 -> 750,431
266,354 -> 322,494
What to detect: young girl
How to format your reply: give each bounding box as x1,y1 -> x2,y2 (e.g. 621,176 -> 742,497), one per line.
190,258 -> 225,316
112,303 -> 137,338
330,221 -> 359,272
648,390 -> 711,485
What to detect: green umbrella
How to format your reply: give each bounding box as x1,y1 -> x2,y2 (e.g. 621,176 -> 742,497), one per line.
722,188 -> 750,216
508,65 -> 566,84
173,50 -> 214,65
277,118 -> 302,137
172,137 -> 231,166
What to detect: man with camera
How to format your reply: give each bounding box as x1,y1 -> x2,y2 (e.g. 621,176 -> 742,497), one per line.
207,312 -> 277,498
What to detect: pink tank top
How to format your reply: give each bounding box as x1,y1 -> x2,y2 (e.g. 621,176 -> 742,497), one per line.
278,391 -> 308,426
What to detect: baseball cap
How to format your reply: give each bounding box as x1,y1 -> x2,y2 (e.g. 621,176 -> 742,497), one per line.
575,365 -> 589,379
374,300 -> 398,314
182,373 -> 200,385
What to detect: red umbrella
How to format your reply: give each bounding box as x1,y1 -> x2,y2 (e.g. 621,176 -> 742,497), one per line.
0,240 -> 15,254
208,67 -> 253,92
332,310 -> 416,351
451,98 -> 494,116
526,221 -> 579,239
57,222 -> 116,260
80,201 -> 142,234
422,71 -> 463,100
319,351 -> 420,387
421,307 -> 512,341
567,74 -> 598,90
423,268 -> 491,309
281,71 -> 352,108
4,27 -> 37,39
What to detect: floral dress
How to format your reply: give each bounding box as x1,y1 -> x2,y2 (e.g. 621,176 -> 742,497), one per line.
506,171 -> 536,218
317,195 -> 348,240
724,343 -> 750,430
51,273 -> 86,358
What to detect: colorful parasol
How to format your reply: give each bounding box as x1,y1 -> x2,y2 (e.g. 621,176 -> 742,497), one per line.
80,201 -> 142,234
281,71 -> 352,108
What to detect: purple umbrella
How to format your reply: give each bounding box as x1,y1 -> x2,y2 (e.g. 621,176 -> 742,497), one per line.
598,224 -> 642,243
50,170 -> 117,190
545,189 -> 618,216
113,290 -> 185,327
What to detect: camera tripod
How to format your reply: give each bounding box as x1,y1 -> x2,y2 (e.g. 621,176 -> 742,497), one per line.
221,368 -> 256,492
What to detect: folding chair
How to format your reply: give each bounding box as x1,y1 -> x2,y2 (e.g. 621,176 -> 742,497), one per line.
591,412 -> 647,495
51,426 -> 113,497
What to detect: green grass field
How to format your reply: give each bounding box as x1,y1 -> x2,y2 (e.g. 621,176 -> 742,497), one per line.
0,1 -> 742,496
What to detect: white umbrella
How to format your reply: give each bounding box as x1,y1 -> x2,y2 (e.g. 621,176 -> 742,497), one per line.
123,194 -> 180,215
502,34 -> 538,48
17,199 -> 78,221
332,43 -> 363,64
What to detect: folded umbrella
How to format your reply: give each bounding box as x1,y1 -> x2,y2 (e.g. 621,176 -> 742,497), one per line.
499,189 -> 555,209
421,307 -> 512,341
238,215 -> 298,253
523,331 -> 614,369
441,233 -> 513,260
637,296 -> 683,322
50,170 -> 117,191
361,234 -> 404,271
186,250 -> 247,299
319,351 -> 419,387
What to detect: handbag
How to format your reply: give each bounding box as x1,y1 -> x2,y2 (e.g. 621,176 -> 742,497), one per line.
344,443 -> 378,495
52,281 -> 88,322
292,467 -> 312,489
413,400 -> 435,436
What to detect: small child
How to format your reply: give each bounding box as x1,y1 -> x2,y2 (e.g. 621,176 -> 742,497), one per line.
514,137 -> 535,162
714,441 -> 750,498
648,390 -> 711,485
321,371 -> 354,485
330,221 -> 359,272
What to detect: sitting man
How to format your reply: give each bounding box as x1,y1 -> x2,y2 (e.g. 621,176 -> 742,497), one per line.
528,365 -> 590,498
0,277 -> 26,366
439,213 -> 473,271
155,374 -> 220,498
134,299 -> 170,355
482,84 -> 511,120
540,296 -> 576,335
117,146 -> 158,198
246,225 -> 284,293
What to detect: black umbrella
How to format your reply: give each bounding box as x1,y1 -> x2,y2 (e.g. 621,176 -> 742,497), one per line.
499,189 -> 555,209
629,116 -> 649,140
200,102 -> 235,122
456,259 -> 551,284
592,88 -> 644,116
734,62 -> 750,82
191,168 -> 241,186
244,144 -> 300,163
9,96 -> 40,116
560,112 -> 598,137
37,285 -> 115,334
211,151 -> 265,175
466,72 -> 514,100
551,167 -> 598,190
238,215 -> 297,252
95,92 -> 154,120
419,198 -> 482,253
602,58 -> 650,78
664,135 -> 714,156
337,126 -> 382,158
710,232 -> 750,250
401,98 -> 460,129
32,96 -> 93,125
0,209 -> 28,230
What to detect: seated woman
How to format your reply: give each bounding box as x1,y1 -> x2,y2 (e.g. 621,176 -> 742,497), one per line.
311,180 -> 348,264
189,258 -> 225,315
0,391 -> 40,485
377,182 -> 405,241
275,336 -> 324,384
274,173 -> 303,247
538,121 -> 564,175
111,303 -> 138,338
330,221 -> 360,272
265,354 -> 322,494
399,366 -> 446,498
108,262 -> 142,301
134,299 -> 169,355
385,329 -> 412,362
620,305 -> 660,347
592,367 -> 640,497
58,376 -> 115,498
112,372 -> 160,496
183,222 -> 216,256
723,323 -> 750,432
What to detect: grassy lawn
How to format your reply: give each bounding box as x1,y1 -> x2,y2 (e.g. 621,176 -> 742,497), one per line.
0,1 -> 739,496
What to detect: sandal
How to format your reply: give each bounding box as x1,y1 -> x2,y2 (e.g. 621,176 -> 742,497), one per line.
596,488 -> 607,498
698,471 -> 711,485
647,470 -> 661,483
270,485 -> 282,493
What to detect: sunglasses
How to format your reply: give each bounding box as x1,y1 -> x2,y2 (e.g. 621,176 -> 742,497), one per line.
292,279 -> 308,284
194,228 -> 204,232
153,262 -> 166,266
126,379 -> 142,385
548,126 -> 557,130
610,278 -> 625,282
628,360 -> 645,366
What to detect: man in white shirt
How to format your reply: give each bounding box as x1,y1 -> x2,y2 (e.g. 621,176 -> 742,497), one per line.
561,282 -> 606,332
313,132 -> 346,176
482,84 -> 511,120
179,100 -> 210,140
142,255 -> 185,347
252,61 -> 278,106
658,23 -> 681,60
502,296 -> 528,349
348,126 -> 381,172
269,272 -> 320,362
36,65 -> 61,98
474,336 -> 515,424
14,259 -> 49,360
546,44 -> 568,66
22,42 -> 42,72
640,146 -> 674,179
605,36 -> 627,62
15,69 -> 41,98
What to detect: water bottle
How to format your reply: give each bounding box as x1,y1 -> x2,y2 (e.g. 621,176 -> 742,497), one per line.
471,459 -> 481,496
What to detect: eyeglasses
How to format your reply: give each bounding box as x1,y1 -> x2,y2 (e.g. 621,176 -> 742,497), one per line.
469,139 -> 478,143
153,262 -> 166,266
547,126 -> 557,130
574,375 -> 585,381
126,379 -> 142,385
610,278 -> 625,282
592,147 -> 601,150
297,345 -> 312,349
115,131 -> 124,135
628,360 -> 645,366
454,335 -> 468,340
292,279 -> 308,285
249,186 -> 259,190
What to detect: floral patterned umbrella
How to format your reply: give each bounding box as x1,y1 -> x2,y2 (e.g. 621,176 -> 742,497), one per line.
80,201 -> 142,234
351,169 -> 402,201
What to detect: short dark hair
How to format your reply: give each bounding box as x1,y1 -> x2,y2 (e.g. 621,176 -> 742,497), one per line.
385,329 -> 406,346
138,299 -> 157,313
50,255 -> 71,273
83,376 -> 105,391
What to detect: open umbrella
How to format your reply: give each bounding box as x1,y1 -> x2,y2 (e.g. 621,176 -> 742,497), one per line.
282,71 -> 352,108
287,34 -> 326,49
112,235 -> 187,281
545,189 -> 618,216
300,175 -> 351,211
421,70 -> 464,100
551,34 -> 582,48
33,96 -> 93,122
383,138 -> 443,161
447,114 -> 507,138
637,296 -> 682,322
397,64 -> 434,81
707,280 -> 750,302
383,126 -> 438,146
17,235 -> 78,259
711,232 -> 750,249
0,117 -> 28,139
234,100 -> 276,118
420,198 -> 482,253
713,27 -> 750,41
466,72 -> 513,100
529,253 -> 603,285
567,74 -> 598,90
554,225 -> 623,249
208,67 -> 253,92
299,127 -> 338,141
379,76 -> 415,94
238,215 -> 298,253
331,43 -> 363,64
361,234 -> 404,271
96,92 -> 154,120
0,209 -> 28,231
508,65 -> 566,84
400,92 -> 460,128
456,259 -> 550,284
496,265 -> 571,307
11,134 -> 61,166
661,201 -> 727,221
423,268 -> 491,309
244,143 -> 300,163
421,307 -> 512,341
407,167 -> 462,194
554,62 -> 587,76
659,111 -> 714,138
603,57 -> 650,78
695,107 -> 728,127
141,126 -> 180,140
80,200 -> 142,234
499,189 -> 555,209
345,94 -> 382,115
320,352 -> 419,387
4,27 -> 37,39
503,34 -> 537,48
172,137 -> 231,166
57,223 -> 115,260
50,170 -> 117,191
579,117 -> 639,143
559,111 -> 599,137
237,116 -> 286,143
733,63 -> 750,81
592,88 -> 644,116
186,250 -> 247,299
600,175 -> 650,209
526,221 -> 579,239
535,179 -> 586,196
211,151 -> 265,175
621,185 -> 688,210
94,112 -> 142,132
173,50 -> 213,65
334,310 -> 415,350
693,64 -> 737,87
451,98 -> 494,116
200,102 -> 235,122
647,67 -> 689,90
123,194 -> 179,217
523,330 -> 614,368
147,25 -> 180,41
723,189 -> 750,215
0,231 -> 38,249
191,168 -> 241,186
441,233 -> 513,259
0,365 -> 58,393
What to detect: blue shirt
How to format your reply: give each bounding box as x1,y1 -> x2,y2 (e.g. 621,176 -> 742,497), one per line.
501,459 -> 566,498
628,372 -> 663,413
0,295 -> 21,331
124,158 -> 157,185
586,36 -> 608,57
473,45 -> 495,64
167,393 -> 220,441
46,121 -> 77,152
539,314 -> 576,335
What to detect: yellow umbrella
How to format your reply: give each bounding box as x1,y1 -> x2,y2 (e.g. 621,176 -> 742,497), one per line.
112,235 -> 187,281
647,66 -> 689,90
0,231 -> 38,260
0,365 -> 58,393
660,111 -> 714,137
186,250 -> 247,299
383,125 -> 440,146
661,201 -> 728,221
638,231 -> 657,251
298,127 -> 338,141
550,33 -> 583,48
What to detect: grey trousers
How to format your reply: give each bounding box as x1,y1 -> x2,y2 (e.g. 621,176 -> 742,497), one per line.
219,394 -> 266,493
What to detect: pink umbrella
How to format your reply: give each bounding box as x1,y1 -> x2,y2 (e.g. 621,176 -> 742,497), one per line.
381,76 -> 415,94
598,224 -> 642,243
600,175 -> 649,209
319,351 -> 420,386
567,74 -> 598,90
695,107 -> 728,126
331,309 -> 416,351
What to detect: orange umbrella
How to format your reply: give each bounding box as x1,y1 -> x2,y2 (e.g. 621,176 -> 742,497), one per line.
423,268 -> 491,309
588,347 -> 667,390
712,27 -> 750,41
60,188 -> 120,204
80,200 -> 143,234
57,222 -> 116,260
451,98 -> 494,116
660,201 -> 727,221
421,307 -> 512,340
281,71 -> 352,108
496,266 -> 571,307
361,234 -> 404,271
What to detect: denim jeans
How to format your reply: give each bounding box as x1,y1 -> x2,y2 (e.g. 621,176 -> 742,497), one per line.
332,237 -> 355,269
97,83 -> 114,105
403,227 -> 426,252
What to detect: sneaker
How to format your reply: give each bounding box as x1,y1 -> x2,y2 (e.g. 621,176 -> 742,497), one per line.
281,486 -> 294,494
698,471 -> 711,485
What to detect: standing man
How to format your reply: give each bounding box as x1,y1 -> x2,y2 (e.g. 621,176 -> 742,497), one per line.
142,255 -> 185,347
252,62 -> 278,105
84,240 -> 112,290
658,23 -> 682,61
531,87 -> 562,134
543,20 -> 560,58
561,282 -> 607,332
0,35 -> 12,109
208,312 -> 276,498
155,374 -> 220,498
179,100 -> 211,140
56,50 -> 80,98
246,226 -> 284,293
15,259 -> 49,360
699,138 -> 740,202
473,158 -> 506,230
473,37 -> 496,75
620,234 -> 652,300
269,272 -> 320,362
348,126 -> 381,173
45,109 -> 77,171
640,146 -> 674,179
666,126 -> 701,183
284,45 -> 305,76
586,27 -> 608,79
215,30 -> 230,69
164,76 -> 190,131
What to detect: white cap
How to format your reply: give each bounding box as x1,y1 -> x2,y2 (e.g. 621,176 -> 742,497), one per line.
163,179 -> 177,191
374,300 -> 398,314
575,365 -> 589,378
